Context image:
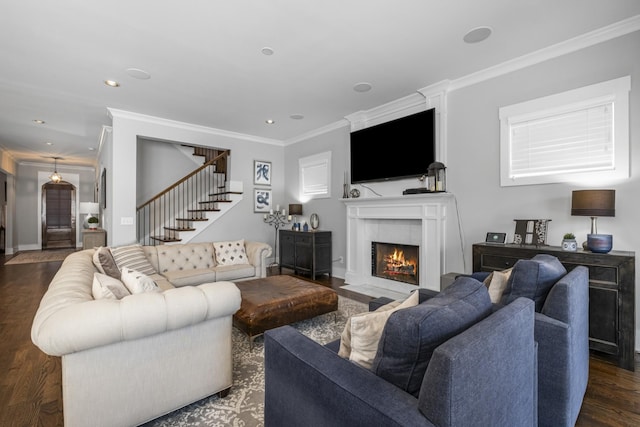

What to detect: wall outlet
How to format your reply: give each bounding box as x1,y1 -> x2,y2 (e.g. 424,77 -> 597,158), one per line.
338,256 -> 344,264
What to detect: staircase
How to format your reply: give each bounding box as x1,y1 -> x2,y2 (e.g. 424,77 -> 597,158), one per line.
136,148 -> 242,245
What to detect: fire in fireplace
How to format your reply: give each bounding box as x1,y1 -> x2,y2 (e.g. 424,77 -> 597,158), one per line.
371,241 -> 419,286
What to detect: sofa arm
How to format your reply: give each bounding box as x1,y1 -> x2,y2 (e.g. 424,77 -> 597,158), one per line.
32,280 -> 241,357
264,326 -> 433,427
245,240 -> 272,278
369,288 -> 439,311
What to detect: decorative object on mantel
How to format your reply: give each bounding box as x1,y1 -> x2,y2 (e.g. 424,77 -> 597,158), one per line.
513,219 -> 551,246
561,233 -> 578,251
349,188 -> 360,198
343,171 -> 350,198
263,205 -> 290,266
288,203 -> 303,230
310,213 -> 319,230
427,161 -> 446,192
571,189 -> 615,253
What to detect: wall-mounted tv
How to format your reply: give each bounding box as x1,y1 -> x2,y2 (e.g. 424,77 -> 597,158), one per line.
350,108 -> 436,184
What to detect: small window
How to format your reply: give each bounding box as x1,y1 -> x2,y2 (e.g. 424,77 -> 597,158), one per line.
299,151 -> 331,200
499,76 -> 630,186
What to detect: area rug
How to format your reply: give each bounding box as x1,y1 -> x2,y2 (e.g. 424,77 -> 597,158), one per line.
4,248 -> 77,265
144,296 -> 368,427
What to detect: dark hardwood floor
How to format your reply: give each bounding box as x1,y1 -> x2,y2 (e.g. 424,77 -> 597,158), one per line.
1,256 -> 639,426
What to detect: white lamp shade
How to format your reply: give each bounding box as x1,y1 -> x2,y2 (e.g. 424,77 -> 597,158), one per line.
79,202 -> 99,215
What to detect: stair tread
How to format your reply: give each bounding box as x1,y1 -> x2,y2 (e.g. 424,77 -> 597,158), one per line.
175,218 -> 209,222
187,208 -> 221,212
164,227 -> 196,232
150,236 -> 182,243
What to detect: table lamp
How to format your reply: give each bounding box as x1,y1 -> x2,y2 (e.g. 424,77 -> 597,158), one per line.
288,204 -> 303,230
571,189 -> 615,253
79,202 -> 100,229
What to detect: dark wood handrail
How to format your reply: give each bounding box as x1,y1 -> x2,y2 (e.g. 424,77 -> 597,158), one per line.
137,150 -> 228,210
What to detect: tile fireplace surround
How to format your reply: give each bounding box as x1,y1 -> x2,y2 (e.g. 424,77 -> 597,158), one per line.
342,193 -> 455,299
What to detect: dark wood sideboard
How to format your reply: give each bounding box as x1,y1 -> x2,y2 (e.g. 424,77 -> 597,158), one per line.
279,230 -> 332,280
472,243 -> 636,371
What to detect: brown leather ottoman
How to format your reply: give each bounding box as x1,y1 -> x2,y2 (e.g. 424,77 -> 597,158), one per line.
233,275 -> 338,348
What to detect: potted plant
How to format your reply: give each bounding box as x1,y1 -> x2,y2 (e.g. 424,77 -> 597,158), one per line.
562,233 -> 577,251
88,216 -> 99,229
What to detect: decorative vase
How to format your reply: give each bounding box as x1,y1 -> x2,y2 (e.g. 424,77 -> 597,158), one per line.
561,239 -> 577,252
587,234 -> 613,253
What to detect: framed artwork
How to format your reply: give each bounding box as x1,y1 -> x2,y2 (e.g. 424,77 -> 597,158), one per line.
254,188 -> 272,213
254,160 -> 272,186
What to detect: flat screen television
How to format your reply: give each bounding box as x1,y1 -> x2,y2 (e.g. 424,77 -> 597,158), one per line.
350,108 -> 436,184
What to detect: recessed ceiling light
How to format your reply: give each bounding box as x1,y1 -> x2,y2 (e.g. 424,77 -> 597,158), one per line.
33,119 -> 45,124
463,26 -> 492,43
104,80 -> 120,87
125,68 -> 151,80
265,119 -> 275,124
353,82 -> 372,93
261,47 -> 275,56
88,147 -> 95,151
45,142 -> 53,146
290,114 -> 304,120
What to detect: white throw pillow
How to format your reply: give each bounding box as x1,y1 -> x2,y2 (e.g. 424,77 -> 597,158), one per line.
92,273 -> 130,300
214,239 -> 249,266
487,268 -> 512,303
110,244 -> 157,276
120,267 -> 161,294
339,290 -> 420,369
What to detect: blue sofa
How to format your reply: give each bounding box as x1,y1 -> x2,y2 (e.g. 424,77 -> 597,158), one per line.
264,278 -> 538,427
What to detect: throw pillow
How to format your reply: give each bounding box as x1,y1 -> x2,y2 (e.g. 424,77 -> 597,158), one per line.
500,254 -> 566,311
487,268 -> 512,303
110,244 -> 157,276
339,291 -> 420,370
120,267 -> 161,294
92,246 -> 121,279
92,272 -> 130,300
214,240 -> 249,266
373,277 -> 493,397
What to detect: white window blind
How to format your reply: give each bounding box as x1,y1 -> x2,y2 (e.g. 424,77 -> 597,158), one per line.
299,151 -> 332,199
499,76 -> 629,186
509,102 -> 613,178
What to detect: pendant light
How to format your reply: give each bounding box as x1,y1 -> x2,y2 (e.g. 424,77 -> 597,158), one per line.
50,157 -> 62,183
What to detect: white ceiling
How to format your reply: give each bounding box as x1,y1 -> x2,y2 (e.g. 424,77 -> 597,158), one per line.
1,1 -> 640,169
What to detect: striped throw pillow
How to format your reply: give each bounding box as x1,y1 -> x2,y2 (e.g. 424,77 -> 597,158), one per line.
110,244 -> 157,276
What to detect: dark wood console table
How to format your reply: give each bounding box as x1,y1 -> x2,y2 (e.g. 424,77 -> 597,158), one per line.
279,230 -> 332,280
472,243 -> 636,371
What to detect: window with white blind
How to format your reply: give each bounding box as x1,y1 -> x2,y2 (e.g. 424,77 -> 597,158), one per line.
299,151 -> 332,200
499,76 -> 630,186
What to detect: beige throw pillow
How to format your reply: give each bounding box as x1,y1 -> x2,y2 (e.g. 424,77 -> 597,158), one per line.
92,246 -> 121,279
340,291 -> 420,370
487,268 -> 512,303
214,240 -> 249,266
92,273 -> 130,300
110,244 -> 157,276
120,268 -> 161,294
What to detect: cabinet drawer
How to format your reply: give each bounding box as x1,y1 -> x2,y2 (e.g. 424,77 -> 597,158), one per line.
588,265 -> 618,284
296,234 -> 312,244
481,254 -> 518,270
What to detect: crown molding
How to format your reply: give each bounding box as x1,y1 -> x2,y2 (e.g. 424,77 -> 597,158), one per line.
20,161 -> 95,171
108,108 -> 284,146
450,14 -> 640,92
284,119 -> 350,146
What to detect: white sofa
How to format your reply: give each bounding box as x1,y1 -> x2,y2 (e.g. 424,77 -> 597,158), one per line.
31,240 -> 271,427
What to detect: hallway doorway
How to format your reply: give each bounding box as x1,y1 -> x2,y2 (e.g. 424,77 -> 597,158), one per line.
41,181 -> 76,249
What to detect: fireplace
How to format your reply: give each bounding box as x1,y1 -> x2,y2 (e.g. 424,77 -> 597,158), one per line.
371,242 -> 419,286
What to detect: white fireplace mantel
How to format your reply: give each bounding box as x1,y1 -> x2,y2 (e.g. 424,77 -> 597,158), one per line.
342,193 -> 453,297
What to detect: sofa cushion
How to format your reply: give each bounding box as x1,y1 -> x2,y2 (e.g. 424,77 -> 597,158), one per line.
373,277 -> 493,397
214,264 -> 256,281
155,243 -> 216,273
339,291 -> 419,369
120,267 -> 161,294
92,273 -> 130,300
111,244 -> 157,276
161,268 -> 217,287
500,254 -> 567,311
214,240 -> 249,266
92,246 -> 121,279
486,268 -> 512,303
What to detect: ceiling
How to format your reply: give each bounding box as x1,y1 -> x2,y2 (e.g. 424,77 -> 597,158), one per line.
1,1 -> 640,169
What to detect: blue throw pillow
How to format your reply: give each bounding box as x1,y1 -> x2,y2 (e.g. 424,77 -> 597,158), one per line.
500,254 -> 567,311
372,277 -> 493,397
